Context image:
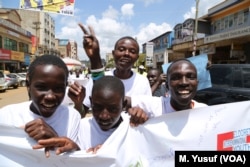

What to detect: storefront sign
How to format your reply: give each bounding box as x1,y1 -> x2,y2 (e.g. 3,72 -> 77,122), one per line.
146,42 -> 154,67
204,26 -> 250,43
0,49 -> 11,60
11,51 -> 24,62
0,18 -> 31,37
199,44 -> 215,54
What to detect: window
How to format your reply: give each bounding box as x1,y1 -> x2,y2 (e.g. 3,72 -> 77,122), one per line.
244,9 -> 249,24
228,15 -> 233,28
0,36 -> 2,48
224,16 -> 229,29
238,11 -> 244,25
4,37 -> 17,51
210,67 -> 232,88
242,68 -> 250,88
220,18 -> 225,30
19,43 -> 29,53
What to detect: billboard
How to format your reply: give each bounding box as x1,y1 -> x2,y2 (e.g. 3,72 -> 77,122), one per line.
19,0 -> 75,16
145,42 -> 154,67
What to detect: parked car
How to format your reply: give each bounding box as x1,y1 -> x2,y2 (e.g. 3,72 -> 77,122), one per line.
10,73 -> 27,87
3,73 -> 19,89
194,64 -> 250,105
0,71 -> 7,92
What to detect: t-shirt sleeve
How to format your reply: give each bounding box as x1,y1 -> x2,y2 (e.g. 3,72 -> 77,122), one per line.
131,95 -> 163,117
83,78 -> 93,108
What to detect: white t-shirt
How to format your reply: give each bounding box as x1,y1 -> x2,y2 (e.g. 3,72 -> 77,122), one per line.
0,101 -> 81,142
83,69 -> 152,108
131,96 -> 207,117
76,113 -> 129,150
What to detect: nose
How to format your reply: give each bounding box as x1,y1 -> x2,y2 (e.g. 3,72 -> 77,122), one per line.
124,49 -> 129,55
99,109 -> 110,119
180,76 -> 188,85
45,90 -> 56,99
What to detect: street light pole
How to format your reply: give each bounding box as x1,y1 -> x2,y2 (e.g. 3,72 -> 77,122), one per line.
32,21 -> 41,57
192,0 -> 199,56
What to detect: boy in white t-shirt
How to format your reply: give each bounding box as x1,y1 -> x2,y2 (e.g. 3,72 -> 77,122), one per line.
67,24 -> 151,118
0,55 -> 81,156
129,59 -> 207,117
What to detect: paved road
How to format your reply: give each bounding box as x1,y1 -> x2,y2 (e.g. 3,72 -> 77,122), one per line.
0,86 -> 29,108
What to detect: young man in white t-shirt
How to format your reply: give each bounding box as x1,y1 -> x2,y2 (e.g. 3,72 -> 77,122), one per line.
129,59 -> 207,117
0,55 -> 81,156
67,24 -> 151,117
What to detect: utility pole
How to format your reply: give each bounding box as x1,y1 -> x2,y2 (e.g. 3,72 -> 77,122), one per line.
192,0 -> 199,56
32,21 -> 41,57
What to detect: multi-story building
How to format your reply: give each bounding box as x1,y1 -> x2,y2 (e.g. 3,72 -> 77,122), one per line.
55,39 -> 79,59
17,9 -> 57,56
172,18 -> 210,58
0,9 -> 32,72
202,0 -> 250,64
142,31 -> 174,69
171,0 -> 250,64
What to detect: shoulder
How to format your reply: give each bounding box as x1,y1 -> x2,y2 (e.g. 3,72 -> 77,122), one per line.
0,101 -> 31,111
192,100 -> 208,108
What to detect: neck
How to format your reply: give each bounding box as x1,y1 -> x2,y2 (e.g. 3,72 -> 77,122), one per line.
170,99 -> 194,111
114,69 -> 133,79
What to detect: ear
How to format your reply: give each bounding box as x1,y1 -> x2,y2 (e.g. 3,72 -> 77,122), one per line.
122,98 -> 129,111
26,75 -> 30,87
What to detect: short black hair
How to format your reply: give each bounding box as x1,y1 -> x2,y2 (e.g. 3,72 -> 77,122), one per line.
166,58 -> 197,76
27,55 -> 69,82
114,36 -> 139,53
92,76 -> 125,98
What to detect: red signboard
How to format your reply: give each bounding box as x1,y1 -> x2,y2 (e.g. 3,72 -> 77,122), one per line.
0,49 -> 11,60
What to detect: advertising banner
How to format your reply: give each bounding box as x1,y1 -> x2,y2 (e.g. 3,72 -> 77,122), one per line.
1,101 -> 250,166
19,0 -> 75,16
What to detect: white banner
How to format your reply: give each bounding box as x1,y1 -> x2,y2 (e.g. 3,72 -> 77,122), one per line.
1,101 -> 250,166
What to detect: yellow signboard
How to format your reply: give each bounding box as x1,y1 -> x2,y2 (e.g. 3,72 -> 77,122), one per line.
11,51 -> 24,62
19,0 -> 75,16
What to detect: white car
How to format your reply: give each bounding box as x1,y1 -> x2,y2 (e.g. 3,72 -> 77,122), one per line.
10,73 -> 27,87
0,71 -> 7,92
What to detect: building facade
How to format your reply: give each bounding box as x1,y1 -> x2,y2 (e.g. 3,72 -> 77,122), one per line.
17,9 -> 57,56
172,0 -> 250,64
203,0 -> 250,64
142,31 -> 174,69
0,9 -> 32,72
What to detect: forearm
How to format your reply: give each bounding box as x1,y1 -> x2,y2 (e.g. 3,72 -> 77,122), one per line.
74,104 -> 87,118
89,56 -> 103,69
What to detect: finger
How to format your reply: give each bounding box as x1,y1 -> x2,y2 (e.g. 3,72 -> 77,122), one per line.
93,145 -> 102,154
33,144 -> 45,149
86,148 -> 94,153
78,23 -> 89,35
45,147 -> 51,158
88,25 -> 95,36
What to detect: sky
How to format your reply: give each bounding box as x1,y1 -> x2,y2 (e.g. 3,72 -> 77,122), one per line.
1,0 -> 224,61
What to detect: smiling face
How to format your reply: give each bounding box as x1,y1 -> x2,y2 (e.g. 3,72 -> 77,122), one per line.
112,37 -> 139,71
91,88 -> 124,131
27,65 -> 67,117
167,60 -> 198,110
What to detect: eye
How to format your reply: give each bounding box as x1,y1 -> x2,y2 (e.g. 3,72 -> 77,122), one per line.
187,73 -> 197,80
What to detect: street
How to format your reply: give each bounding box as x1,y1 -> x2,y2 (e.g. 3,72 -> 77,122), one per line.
0,87 -> 29,108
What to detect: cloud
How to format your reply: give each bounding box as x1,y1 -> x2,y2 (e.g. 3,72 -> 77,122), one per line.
136,22 -> 172,50
138,0 -> 163,7
121,3 -> 134,18
54,2 -> 176,61
102,6 -> 119,20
